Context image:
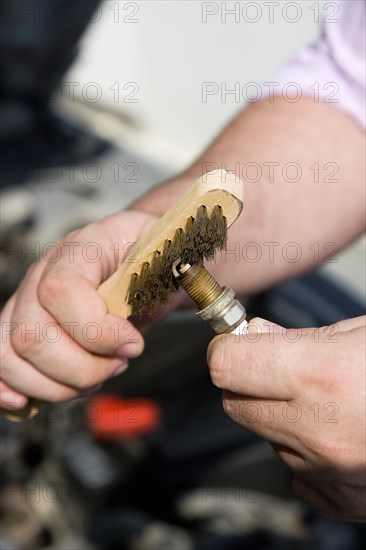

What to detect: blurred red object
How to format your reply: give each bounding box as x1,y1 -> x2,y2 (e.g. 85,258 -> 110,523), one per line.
86,394 -> 160,440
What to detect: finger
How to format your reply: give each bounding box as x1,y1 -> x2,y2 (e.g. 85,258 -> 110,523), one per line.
0,381 -> 29,409
320,315 -> 366,333
2,334 -> 93,403
291,475 -> 346,520
14,240 -> 143,359
37,270 -> 143,357
1,293 -> 119,402
207,315 -> 355,399
207,331 -> 297,400
36,214 -> 156,356
10,296 -> 129,389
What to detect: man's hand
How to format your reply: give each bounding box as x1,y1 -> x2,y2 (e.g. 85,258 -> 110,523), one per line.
0,210 -> 165,409
207,315 -> 366,522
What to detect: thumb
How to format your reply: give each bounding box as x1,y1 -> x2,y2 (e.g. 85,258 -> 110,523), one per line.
0,381 -> 29,410
207,315 -> 364,400
322,315 -> 365,332
207,317 -> 365,400
207,317 -> 299,400
250,315 -> 365,336
248,317 -> 284,334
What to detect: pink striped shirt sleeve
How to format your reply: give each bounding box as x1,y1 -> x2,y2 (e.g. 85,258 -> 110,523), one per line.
267,0 -> 366,129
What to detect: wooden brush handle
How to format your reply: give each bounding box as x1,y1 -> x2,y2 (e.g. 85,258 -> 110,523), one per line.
98,169 -> 243,318
3,170 -> 243,421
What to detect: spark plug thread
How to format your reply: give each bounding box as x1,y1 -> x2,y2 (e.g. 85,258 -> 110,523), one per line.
173,262 -> 223,309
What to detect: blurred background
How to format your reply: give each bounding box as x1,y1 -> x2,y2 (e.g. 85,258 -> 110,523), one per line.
1,1 -> 365,549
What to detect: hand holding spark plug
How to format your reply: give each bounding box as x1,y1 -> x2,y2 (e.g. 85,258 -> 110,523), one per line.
207,315 -> 366,522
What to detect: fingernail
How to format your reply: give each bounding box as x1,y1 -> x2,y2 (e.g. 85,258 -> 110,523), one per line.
117,340 -> 144,358
81,384 -> 103,396
111,361 -> 129,377
249,317 -> 284,333
0,391 -> 28,409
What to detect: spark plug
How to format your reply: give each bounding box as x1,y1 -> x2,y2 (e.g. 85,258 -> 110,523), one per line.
172,260 -> 248,335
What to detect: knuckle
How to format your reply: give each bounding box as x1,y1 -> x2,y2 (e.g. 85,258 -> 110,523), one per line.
37,271 -> 67,307
312,438 -> 338,460
304,430 -> 340,463
60,229 -> 81,243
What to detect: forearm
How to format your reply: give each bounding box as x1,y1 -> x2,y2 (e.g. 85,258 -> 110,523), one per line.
132,96 -> 365,294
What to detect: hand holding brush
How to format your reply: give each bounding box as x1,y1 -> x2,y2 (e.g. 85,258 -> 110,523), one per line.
1,170 -> 247,421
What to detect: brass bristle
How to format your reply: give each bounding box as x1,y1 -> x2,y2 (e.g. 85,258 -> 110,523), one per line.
128,273 -> 139,311
181,217 -> 195,263
127,205 -> 227,316
211,205 -> 227,250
